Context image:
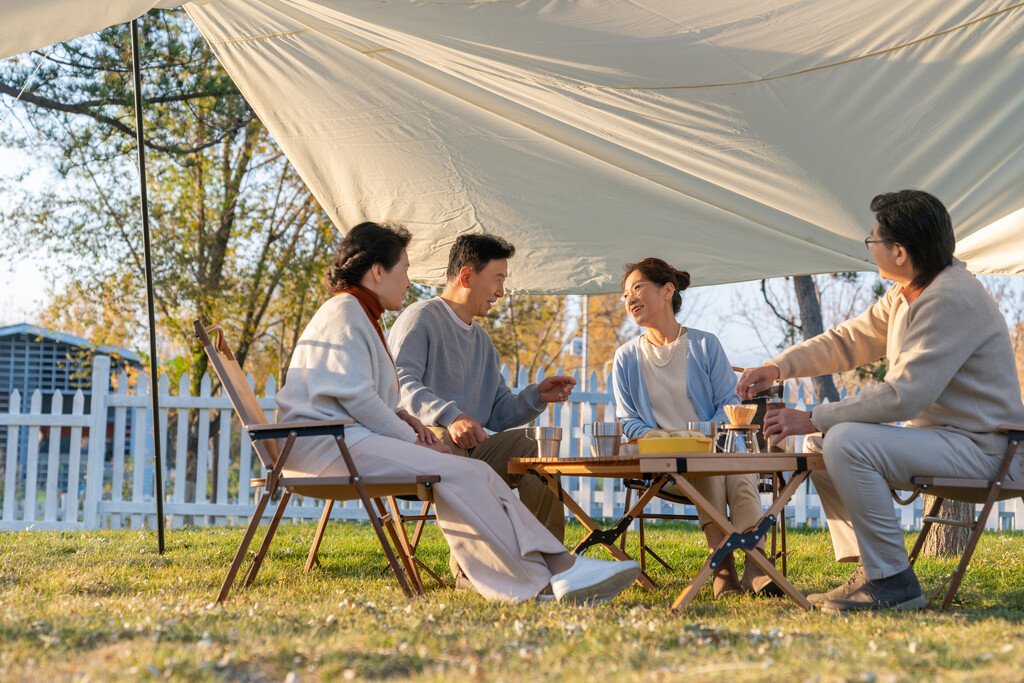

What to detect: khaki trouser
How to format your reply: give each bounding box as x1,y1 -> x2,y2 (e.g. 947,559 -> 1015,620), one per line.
804,423 -> 1023,580
663,474 -> 763,530
428,427 -> 566,576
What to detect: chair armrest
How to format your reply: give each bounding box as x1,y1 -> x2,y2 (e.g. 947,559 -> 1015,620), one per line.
999,424 -> 1024,443
247,418 -> 357,440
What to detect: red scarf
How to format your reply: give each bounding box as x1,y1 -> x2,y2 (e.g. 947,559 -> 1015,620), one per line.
338,284 -> 393,362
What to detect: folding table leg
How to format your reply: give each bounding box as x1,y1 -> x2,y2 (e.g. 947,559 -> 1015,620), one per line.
537,470 -> 658,591
670,556 -> 716,611
666,472 -> 811,611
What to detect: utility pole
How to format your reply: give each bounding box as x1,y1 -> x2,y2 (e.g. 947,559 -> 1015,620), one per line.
581,295 -> 589,391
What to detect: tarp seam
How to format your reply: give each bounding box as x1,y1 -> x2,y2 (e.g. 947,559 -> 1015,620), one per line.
430,0 -> 1024,91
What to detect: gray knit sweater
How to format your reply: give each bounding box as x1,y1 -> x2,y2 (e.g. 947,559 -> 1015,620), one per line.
389,297 -> 546,430
771,259 -> 1024,455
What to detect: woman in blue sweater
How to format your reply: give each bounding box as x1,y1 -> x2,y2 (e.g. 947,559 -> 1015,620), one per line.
612,257 -> 778,598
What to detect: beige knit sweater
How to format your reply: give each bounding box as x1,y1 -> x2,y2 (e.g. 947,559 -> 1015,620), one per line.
771,259 -> 1024,455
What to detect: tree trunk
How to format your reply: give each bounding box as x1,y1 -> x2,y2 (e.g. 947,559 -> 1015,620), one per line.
792,275 -> 840,402
921,496 -> 972,557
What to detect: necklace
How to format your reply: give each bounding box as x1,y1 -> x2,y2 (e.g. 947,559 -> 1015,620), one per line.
642,324 -> 684,368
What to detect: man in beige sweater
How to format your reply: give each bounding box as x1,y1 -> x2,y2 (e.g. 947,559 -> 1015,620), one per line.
739,190 -> 1024,613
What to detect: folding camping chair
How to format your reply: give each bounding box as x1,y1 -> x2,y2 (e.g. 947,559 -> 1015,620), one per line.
370,496 -> 446,587
898,423 -> 1024,611
194,320 -> 440,602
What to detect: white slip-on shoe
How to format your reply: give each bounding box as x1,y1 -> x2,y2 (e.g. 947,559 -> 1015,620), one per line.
550,556 -> 641,604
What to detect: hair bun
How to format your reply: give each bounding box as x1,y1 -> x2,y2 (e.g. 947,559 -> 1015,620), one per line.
675,269 -> 691,291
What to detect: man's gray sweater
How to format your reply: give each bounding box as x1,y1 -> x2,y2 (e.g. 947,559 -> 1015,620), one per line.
388,297 -> 547,430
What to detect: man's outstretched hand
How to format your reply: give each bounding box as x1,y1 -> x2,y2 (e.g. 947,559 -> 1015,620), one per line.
538,375 -> 576,403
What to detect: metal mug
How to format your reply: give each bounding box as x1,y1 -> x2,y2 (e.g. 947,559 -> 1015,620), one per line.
525,426 -> 562,459
686,421 -> 719,437
584,422 -> 621,457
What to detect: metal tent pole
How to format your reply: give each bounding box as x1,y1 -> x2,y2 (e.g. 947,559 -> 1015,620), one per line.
130,18 -> 165,553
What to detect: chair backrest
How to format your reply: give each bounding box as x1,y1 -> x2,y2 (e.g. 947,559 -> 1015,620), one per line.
194,320 -> 279,470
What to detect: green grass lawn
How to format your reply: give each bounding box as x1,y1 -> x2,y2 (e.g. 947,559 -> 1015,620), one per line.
3,521 -> 1024,681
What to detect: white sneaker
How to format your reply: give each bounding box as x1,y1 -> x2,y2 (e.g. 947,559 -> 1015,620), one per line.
550,556 -> 641,604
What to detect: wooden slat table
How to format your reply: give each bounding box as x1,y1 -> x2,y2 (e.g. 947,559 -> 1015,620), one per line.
509,452 -> 825,611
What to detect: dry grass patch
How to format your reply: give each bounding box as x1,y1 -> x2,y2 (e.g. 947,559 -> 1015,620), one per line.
2,523 -> 1024,681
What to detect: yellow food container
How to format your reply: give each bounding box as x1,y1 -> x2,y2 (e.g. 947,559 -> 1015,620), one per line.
637,436 -> 714,454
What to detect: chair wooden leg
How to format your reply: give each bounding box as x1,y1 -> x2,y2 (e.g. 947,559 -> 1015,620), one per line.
332,436 -> 417,597
216,490 -> 272,604
938,492 -> 1005,611
909,495 -> 944,566
244,491 -> 291,588
305,500 -> 334,573
642,542 -> 673,571
407,501 -> 446,588
382,496 -> 426,594
620,486 -> 634,554
365,493 -> 416,597
637,510 -> 647,573
409,501 -> 431,549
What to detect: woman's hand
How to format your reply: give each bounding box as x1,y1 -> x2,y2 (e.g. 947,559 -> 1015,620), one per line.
397,409 -> 438,444
736,364 -> 780,400
417,438 -> 452,454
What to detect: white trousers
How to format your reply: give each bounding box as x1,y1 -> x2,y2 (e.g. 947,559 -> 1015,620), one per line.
805,423 -> 1019,579
321,435 -> 567,602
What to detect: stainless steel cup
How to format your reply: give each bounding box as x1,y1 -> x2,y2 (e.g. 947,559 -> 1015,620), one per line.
686,421 -> 718,437
583,421 -> 621,457
525,426 -> 562,459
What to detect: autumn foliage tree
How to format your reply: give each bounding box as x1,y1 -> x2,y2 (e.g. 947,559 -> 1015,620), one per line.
0,10 -> 335,505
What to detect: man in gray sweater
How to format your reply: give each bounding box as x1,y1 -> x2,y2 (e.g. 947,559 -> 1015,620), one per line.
389,235 -> 576,574
739,190 -> 1024,613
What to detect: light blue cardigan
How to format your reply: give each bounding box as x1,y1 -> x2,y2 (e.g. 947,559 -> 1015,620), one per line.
612,327 -> 741,440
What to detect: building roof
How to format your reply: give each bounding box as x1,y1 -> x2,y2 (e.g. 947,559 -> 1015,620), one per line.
0,323 -> 142,364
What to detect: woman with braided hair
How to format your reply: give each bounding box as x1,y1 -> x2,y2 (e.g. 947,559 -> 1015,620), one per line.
276,221 -> 640,603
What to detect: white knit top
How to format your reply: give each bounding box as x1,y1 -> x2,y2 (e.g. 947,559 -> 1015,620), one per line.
639,332 -> 699,431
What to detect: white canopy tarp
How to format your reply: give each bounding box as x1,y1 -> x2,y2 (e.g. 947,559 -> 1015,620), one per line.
3,0 -> 1023,292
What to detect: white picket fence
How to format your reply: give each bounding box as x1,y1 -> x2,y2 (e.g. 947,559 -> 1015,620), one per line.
1,356 -> 1022,533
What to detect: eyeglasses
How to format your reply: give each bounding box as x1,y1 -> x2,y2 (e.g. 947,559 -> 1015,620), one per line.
864,236 -> 888,250
621,280 -> 655,303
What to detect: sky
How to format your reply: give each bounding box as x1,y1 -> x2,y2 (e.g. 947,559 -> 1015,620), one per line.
0,147 -> 55,326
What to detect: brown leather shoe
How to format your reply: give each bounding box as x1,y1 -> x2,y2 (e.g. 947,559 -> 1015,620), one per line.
807,565 -> 867,605
820,567 -> 927,613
